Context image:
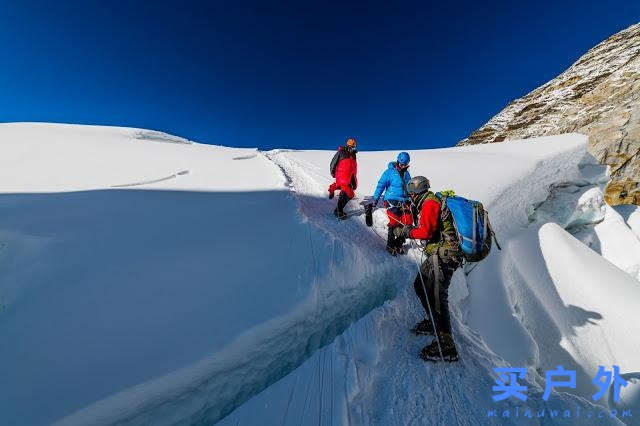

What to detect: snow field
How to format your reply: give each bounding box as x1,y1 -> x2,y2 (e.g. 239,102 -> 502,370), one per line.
224,134 -> 636,425
1,124 -> 638,425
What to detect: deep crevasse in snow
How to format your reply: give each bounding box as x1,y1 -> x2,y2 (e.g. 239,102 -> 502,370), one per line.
1,124 -> 638,425
221,134 -> 639,425
1,123 -> 413,426
57,133 -> 640,425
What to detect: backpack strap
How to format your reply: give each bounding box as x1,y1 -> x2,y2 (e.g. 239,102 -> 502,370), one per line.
472,204 -> 477,250
488,218 -> 502,251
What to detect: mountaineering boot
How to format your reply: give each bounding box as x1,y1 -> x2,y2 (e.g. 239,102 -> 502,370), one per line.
395,246 -> 406,255
411,317 -> 435,336
336,191 -> 349,220
386,246 -> 398,256
333,208 -> 347,219
394,236 -> 406,255
419,333 -> 458,362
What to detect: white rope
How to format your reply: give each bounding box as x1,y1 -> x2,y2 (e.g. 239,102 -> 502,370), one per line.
374,202 -> 463,426
410,240 -> 462,426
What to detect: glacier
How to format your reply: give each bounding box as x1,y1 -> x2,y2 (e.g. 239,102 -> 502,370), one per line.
0,123 -> 638,425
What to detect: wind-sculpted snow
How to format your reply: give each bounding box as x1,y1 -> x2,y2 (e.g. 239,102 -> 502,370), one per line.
1,124 -> 637,425
53,147 -> 415,426
223,134 -> 637,425
526,157 -> 640,280
133,129 -> 191,145
615,204 -> 640,240
538,223 -> 640,380
524,159 -> 640,281
0,123 -> 279,193
110,170 -> 190,188
1,123 -> 412,425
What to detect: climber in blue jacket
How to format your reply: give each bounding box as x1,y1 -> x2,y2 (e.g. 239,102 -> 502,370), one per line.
372,152 -> 413,255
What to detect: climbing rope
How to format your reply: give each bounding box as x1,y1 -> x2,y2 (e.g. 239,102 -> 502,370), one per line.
411,241 -> 463,426
372,203 -> 463,426
332,197 -> 464,424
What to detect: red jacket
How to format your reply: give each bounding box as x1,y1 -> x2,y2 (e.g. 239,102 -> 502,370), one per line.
330,146 -> 358,189
409,198 -> 440,240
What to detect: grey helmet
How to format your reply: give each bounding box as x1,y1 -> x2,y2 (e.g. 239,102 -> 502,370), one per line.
406,176 -> 430,195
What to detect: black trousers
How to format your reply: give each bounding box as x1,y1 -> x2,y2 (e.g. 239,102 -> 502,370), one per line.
413,254 -> 459,335
336,191 -> 350,213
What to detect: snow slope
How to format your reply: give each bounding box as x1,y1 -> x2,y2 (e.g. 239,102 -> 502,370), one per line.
1,124 -> 637,425
575,203 -> 640,281
0,123 -> 314,425
539,222 -> 640,392
0,123 -> 410,425
614,204 -> 640,241
221,134 -> 639,425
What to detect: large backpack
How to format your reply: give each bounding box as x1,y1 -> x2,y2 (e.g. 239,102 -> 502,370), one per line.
436,192 -> 501,262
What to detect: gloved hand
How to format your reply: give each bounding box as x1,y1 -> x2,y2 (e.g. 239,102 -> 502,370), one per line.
393,226 -> 411,239
371,198 -> 379,207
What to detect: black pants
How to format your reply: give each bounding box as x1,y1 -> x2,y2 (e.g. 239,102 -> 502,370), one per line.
413,254 -> 459,334
336,191 -> 350,213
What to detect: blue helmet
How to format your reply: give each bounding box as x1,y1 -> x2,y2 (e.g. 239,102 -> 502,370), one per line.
397,151 -> 410,165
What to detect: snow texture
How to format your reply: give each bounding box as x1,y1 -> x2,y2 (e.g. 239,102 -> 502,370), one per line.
0,124 -> 637,425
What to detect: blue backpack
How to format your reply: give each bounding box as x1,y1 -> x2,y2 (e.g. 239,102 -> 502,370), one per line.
436,192 -> 501,262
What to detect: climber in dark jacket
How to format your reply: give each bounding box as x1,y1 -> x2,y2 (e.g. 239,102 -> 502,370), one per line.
328,138 -> 358,219
394,176 -> 462,362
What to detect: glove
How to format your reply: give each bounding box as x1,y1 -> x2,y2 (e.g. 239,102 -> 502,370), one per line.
393,226 -> 411,239
371,198 -> 379,207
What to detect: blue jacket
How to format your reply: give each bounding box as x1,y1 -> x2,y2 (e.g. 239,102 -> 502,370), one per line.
373,162 -> 411,203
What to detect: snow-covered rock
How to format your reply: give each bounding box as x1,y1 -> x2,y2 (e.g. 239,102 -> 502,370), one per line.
459,23 -> 640,206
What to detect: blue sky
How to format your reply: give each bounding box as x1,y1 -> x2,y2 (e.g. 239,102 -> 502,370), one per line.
1,1 -> 638,151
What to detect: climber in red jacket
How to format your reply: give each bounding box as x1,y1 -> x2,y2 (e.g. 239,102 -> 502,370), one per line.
394,176 -> 462,362
328,137 -> 358,219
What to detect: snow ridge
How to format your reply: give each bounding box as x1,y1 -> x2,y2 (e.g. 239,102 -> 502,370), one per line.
3,124 -> 635,425
221,135 -> 627,425
133,130 -> 192,145
55,152 -> 414,425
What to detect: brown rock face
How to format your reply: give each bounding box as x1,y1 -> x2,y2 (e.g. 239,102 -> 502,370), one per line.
458,23 -> 640,205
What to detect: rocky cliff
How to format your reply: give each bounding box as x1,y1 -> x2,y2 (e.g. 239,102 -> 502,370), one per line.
459,23 -> 640,205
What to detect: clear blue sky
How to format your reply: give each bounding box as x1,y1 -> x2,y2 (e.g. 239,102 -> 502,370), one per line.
1,1 -> 638,151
